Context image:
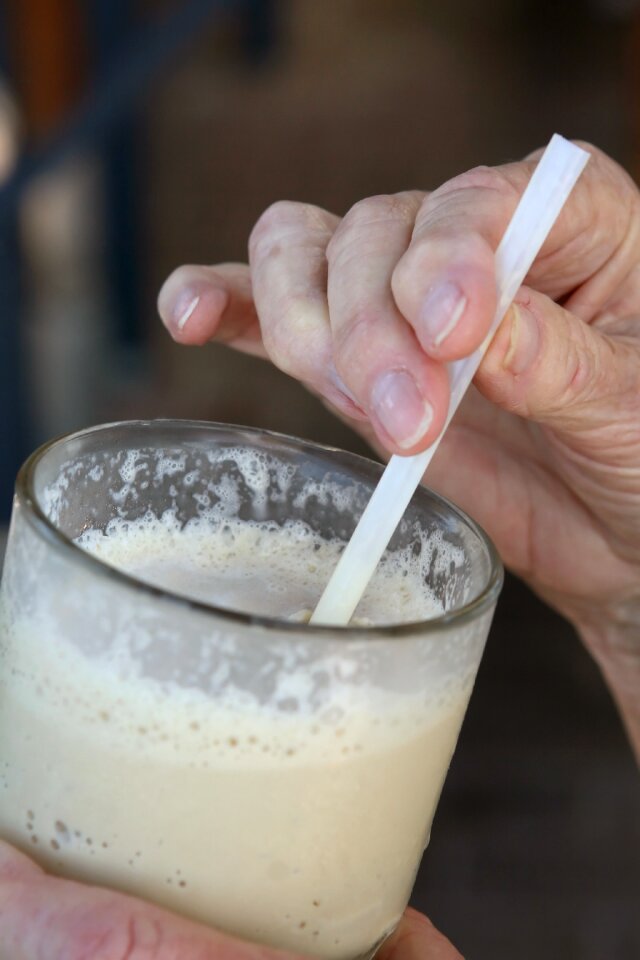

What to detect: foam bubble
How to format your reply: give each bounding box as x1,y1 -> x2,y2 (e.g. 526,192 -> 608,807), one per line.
75,512 -> 448,625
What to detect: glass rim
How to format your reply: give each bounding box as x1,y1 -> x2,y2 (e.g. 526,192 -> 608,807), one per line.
15,419 -> 504,640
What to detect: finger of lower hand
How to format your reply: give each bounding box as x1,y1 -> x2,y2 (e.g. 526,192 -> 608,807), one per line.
377,909 -> 463,960
0,841 -> 303,960
326,192 -> 449,453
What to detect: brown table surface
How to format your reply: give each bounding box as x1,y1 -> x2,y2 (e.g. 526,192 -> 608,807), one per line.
412,574 -> 640,960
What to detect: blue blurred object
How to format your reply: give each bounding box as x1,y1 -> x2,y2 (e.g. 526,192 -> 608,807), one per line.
0,207 -> 26,522
243,0 -> 278,64
0,0 -> 277,521
86,1 -> 142,351
0,4 -> 24,521
0,0 -> 268,215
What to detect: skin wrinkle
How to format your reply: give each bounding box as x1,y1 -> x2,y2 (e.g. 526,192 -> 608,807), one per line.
535,199 -> 635,306
326,203 -> 418,288
327,233 -> 410,281
49,900 -> 137,960
462,422 -> 549,584
429,417 -> 539,579
326,194 -> 424,262
559,323 -> 600,409
524,145 -> 635,296
127,915 -> 163,956
601,267 -> 640,320
481,290 -> 622,429
438,417 -> 627,601
427,163 -> 521,210
408,165 -> 525,254
304,373 -> 368,421
412,194 -> 505,245
541,429 -> 640,562
554,339 -> 639,433
530,228 -> 608,302
80,924 -> 132,960
331,307 -> 417,390
563,197 -> 640,322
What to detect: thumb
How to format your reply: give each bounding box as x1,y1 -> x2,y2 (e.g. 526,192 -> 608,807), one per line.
476,287 -> 638,435
377,909 -> 463,960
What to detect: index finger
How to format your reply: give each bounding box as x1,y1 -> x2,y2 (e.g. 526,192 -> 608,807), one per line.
391,142 -> 637,361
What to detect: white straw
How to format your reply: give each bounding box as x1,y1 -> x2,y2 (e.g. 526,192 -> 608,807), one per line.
311,134 -> 589,626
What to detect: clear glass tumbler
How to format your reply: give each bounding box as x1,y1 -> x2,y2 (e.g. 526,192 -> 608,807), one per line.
0,421 -> 502,960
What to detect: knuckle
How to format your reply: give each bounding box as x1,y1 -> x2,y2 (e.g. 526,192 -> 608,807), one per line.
249,200 -> 300,261
433,164 -> 518,201
563,333 -> 639,419
327,193 -> 419,263
557,317 -> 602,409
566,342 -> 596,402
545,321 -> 608,419
249,201 -> 333,262
416,165 -> 533,234
345,193 -> 416,227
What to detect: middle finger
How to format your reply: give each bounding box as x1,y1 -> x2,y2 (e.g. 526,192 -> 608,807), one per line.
327,192 -> 449,454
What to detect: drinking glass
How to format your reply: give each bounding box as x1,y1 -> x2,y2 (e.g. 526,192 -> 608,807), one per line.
0,421 -> 502,960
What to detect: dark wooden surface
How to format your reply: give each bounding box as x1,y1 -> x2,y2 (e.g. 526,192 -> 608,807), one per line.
412,574 -> 640,959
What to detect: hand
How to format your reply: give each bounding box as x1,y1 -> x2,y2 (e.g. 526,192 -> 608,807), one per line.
0,840 -> 460,960
158,143 -> 640,757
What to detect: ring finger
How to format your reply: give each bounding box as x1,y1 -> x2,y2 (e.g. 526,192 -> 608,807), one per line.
249,200 -> 365,420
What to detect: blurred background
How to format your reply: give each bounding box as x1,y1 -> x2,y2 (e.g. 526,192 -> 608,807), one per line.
0,1 -> 638,956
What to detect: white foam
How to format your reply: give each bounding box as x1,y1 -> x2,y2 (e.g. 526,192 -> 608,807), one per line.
76,512 -> 447,625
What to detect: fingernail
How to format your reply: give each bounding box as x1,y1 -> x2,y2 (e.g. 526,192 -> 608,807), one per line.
419,281 -> 467,347
176,294 -> 200,330
371,370 -> 433,449
503,303 -> 540,374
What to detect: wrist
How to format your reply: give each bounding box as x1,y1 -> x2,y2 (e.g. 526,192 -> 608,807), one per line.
577,609 -> 640,764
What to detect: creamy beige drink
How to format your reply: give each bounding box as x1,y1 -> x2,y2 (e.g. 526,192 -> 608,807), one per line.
0,515 -> 468,959
0,424 -> 500,960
